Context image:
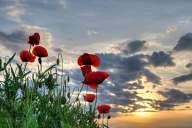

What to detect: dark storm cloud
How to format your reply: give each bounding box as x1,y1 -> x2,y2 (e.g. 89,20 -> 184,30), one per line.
0,31 -> 26,42
120,40 -> 175,67
148,51 -> 175,67
122,40 -> 146,54
158,89 -> 192,110
0,30 -> 27,51
98,53 -> 160,84
142,69 -> 161,84
174,33 -> 192,51
125,80 -> 144,90
110,88 -> 192,112
172,73 -> 192,84
99,84 -> 152,113
159,89 -> 190,103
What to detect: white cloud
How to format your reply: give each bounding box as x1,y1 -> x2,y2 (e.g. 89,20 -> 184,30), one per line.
87,29 -> 98,36
5,0 -> 26,23
166,25 -> 177,34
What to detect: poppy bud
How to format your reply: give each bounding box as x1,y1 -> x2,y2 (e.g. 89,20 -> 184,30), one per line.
56,58 -> 60,65
67,75 -> 70,82
107,115 -> 111,119
97,114 -> 101,119
0,58 -> 2,69
38,57 -> 42,65
64,80 -> 67,86
67,92 -> 70,99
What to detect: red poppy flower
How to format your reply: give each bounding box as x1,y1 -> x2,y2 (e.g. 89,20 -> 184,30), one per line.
80,65 -> 92,77
20,50 -> 36,62
97,104 -> 111,114
32,46 -> 48,57
84,93 -> 96,103
77,53 -> 100,67
83,71 -> 109,89
28,33 -> 40,46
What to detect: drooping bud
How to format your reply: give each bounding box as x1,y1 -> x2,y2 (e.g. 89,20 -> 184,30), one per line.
107,115 -> 111,119
38,57 -> 42,65
97,114 -> 101,119
56,58 -> 60,65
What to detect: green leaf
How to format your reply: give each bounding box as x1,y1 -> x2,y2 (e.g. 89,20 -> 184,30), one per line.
5,53 -> 16,67
10,65 -> 16,82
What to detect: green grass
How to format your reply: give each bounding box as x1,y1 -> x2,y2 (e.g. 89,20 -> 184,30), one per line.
0,53 -> 100,128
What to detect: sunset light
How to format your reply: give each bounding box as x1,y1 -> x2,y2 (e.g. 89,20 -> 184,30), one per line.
0,0 -> 192,128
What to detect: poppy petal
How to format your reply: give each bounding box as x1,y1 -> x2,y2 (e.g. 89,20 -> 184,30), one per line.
97,104 -> 111,114
80,65 -> 92,77
88,84 -> 98,89
32,46 -> 48,57
84,93 -> 96,103
20,50 -> 36,63
77,53 -> 100,67
28,33 -> 40,46
33,33 -> 40,45
90,54 -> 100,67
83,71 -> 109,85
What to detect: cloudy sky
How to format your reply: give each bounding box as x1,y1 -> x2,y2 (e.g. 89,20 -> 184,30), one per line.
0,0 -> 192,128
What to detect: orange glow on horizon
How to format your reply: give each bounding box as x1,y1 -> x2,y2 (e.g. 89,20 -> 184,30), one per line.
110,110 -> 192,128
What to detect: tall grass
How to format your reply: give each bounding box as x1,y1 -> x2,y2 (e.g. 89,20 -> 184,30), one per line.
0,53 -> 101,128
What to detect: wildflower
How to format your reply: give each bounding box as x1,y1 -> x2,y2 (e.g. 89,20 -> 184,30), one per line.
32,46 -> 48,58
80,65 -> 92,77
20,50 -> 36,62
97,104 -> 111,114
84,93 -> 96,103
16,88 -> 23,99
77,53 -> 100,67
27,80 -> 34,89
83,71 -> 109,89
38,84 -> 48,96
28,32 -> 40,46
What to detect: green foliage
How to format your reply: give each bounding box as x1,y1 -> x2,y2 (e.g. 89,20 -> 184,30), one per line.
0,54 -> 99,128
